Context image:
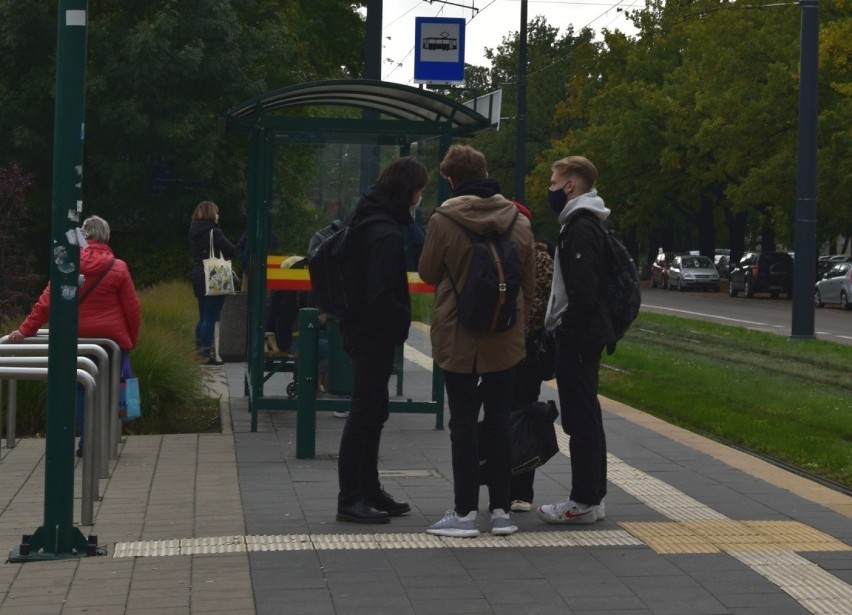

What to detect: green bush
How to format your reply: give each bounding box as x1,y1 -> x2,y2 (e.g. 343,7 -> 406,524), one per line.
126,281 -> 220,434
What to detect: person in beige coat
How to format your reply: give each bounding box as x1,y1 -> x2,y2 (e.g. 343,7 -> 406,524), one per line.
419,145 -> 535,537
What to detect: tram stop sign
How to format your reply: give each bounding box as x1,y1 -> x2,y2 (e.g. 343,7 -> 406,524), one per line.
414,17 -> 466,85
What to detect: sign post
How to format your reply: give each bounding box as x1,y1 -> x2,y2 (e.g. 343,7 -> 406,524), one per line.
414,17 -> 466,85
9,0 -> 95,562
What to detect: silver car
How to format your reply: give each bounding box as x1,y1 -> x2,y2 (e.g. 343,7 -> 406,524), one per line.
667,255 -> 720,291
814,261 -> 852,310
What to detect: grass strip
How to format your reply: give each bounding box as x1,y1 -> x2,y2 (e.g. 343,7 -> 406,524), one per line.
600,312 -> 851,488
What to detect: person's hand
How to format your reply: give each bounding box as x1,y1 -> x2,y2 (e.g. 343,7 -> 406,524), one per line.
7,330 -> 25,343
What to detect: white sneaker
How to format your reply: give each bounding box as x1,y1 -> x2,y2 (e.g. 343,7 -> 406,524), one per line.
426,510 -> 479,538
490,509 -> 518,536
595,499 -> 606,521
510,500 -> 532,512
333,410 -> 349,418
536,498 -> 597,524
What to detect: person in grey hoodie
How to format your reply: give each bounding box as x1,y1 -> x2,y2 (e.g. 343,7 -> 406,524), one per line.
537,156 -> 615,525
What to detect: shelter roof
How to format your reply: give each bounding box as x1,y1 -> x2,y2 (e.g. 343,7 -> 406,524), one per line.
225,79 -> 493,136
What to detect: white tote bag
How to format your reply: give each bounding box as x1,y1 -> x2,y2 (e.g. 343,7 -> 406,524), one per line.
203,230 -> 235,296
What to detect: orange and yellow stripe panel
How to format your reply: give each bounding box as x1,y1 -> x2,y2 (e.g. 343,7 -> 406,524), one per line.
265,256 -> 435,294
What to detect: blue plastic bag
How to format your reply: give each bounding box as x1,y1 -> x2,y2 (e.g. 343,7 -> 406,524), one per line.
119,354 -> 141,421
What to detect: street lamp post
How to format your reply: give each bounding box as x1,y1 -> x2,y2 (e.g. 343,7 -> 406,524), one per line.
515,0 -> 528,204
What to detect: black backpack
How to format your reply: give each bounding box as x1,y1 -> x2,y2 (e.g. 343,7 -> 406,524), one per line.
307,214 -> 393,319
598,222 -> 641,354
439,210 -> 523,333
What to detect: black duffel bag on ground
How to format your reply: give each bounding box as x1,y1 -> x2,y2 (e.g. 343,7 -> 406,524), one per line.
479,399 -> 559,485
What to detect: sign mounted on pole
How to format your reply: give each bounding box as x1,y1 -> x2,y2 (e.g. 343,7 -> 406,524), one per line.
414,17 -> 466,85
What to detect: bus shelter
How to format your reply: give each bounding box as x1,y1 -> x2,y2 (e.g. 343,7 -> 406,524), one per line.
224,80 -> 494,439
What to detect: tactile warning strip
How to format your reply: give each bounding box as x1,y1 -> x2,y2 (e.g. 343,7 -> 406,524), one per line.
733,551 -> 852,615
620,520 -> 852,555
113,529 -> 643,558
557,430 -> 727,523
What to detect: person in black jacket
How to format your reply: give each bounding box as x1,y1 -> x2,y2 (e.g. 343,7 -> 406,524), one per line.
189,200 -> 237,365
537,156 -> 615,525
336,156 -> 428,524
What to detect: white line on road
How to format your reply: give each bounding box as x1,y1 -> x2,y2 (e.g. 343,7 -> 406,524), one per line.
642,304 -> 785,328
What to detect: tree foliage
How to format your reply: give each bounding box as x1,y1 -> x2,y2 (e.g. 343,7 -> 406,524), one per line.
0,164 -> 42,319
0,0 -> 365,290
502,0 -> 851,270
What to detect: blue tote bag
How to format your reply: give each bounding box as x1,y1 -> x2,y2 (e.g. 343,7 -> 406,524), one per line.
119,354 -> 141,421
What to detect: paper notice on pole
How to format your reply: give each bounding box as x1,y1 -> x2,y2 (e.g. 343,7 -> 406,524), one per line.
66,10 -> 86,26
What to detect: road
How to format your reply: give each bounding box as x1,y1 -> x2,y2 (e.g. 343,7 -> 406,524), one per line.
640,282 -> 852,346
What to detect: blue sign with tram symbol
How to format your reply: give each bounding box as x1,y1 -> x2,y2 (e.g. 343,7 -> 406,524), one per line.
414,17 -> 466,85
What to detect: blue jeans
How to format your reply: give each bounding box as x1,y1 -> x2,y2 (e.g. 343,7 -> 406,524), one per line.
196,295 -> 226,355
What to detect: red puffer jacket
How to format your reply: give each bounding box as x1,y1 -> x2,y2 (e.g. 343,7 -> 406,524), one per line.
18,242 -> 141,350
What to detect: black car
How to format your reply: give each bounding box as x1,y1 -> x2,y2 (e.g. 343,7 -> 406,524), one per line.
728,251 -> 794,299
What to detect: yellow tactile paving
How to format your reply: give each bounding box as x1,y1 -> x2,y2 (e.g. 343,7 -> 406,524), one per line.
620,520 -> 852,555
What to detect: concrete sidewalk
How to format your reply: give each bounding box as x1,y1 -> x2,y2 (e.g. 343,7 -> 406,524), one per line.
0,325 -> 849,614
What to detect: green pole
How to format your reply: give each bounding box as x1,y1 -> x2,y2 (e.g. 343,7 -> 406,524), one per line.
14,0 -> 91,559
247,128 -> 265,431
790,0 -> 819,340
296,309 -> 319,459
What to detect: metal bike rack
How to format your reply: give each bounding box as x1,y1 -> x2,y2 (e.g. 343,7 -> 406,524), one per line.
0,366 -> 98,525
0,356 -> 102,489
35,331 -> 123,460
0,342 -> 111,477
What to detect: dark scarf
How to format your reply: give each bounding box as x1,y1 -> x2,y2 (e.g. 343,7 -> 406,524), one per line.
452,178 -> 501,199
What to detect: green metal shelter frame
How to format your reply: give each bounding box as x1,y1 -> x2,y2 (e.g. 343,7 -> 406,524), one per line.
224,79 -> 494,434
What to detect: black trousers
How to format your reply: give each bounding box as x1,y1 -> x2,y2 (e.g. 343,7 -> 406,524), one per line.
337,335 -> 395,507
554,343 -> 607,506
445,366 -> 515,515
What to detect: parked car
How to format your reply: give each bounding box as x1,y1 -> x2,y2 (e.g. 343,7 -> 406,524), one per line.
729,251 -> 794,299
818,255 -> 851,279
814,261 -> 852,310
667,255 -> 721,291
714,254 -> 730,279
650,251 -> 681,288
713,249 -> 730,278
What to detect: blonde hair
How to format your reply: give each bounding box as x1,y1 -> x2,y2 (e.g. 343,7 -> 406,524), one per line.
82,216 -> 110,243
552,156 -> 598,191
192,200 -> 219,222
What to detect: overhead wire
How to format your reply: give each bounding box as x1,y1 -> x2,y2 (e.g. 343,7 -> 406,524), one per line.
383,0 -> 642,83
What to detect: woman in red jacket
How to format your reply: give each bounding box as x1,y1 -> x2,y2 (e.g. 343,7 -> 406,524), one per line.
8,215 -> 141,454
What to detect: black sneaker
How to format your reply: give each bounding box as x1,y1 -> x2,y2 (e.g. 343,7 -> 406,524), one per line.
75,448 -> 83,458
365,489 -> 411,516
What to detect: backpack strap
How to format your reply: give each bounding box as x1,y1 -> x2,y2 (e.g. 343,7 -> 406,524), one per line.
487,211 -> 519,331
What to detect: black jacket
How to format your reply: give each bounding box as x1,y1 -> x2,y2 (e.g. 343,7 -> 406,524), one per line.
189,220 -> 237,298
555,210 -> 616,353
342,187 -> 412,346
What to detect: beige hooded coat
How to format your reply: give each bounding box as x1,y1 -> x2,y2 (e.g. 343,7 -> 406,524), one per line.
419,194 -> 535,374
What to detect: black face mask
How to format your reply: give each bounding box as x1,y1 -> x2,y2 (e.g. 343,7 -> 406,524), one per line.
547,188 -> 567,214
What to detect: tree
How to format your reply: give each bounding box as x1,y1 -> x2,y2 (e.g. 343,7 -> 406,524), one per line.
0,164 -> 42,319
0,0 -> 366,289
